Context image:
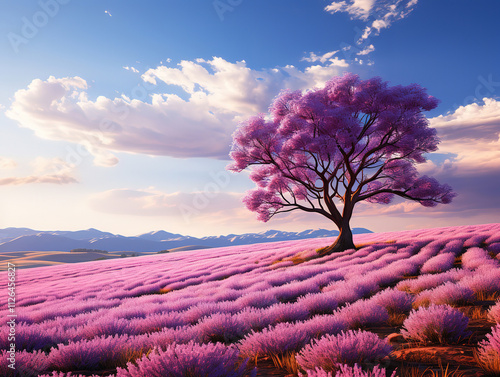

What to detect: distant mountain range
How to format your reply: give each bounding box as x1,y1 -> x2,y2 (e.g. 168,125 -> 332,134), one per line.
0,227 -> 372,252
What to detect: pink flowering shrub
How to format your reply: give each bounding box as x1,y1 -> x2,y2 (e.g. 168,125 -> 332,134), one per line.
8,322 -> 62,352
234,290 -> 279,309
463,234 -> 488,248
414,282 -> 475,307
459,268 -> 500,297
131,311 -> 188,334
461,247 -> 498,270
0,350 -> 50,377
236,307 -> 278,331
296,292 -> 339,315
238,322 -> 310,359
195,313 -> 249,344
48,334 -> 130,371
488,301 -> 500,323
263,302 -> 310,324
39,373 -> 111,377
183,302 -> 230,324
371,288 -> 414,314
337,300 -> 389,328
396,268 -> 470,293
299,314 -> 348,338
117,341 -> 251,377
301,364 -> 396,377
420,252 -> 456,274
401,304 -> 471,344
439,239 -> 464,255
81,317 -> 133,339
300,368 -> 334,377
296,330 -> 392,372
323,279 -> 378,304
476,324 -> 500,373
488,242 -> 500,255
132,325 -> 202,349
334,364 -> 396,377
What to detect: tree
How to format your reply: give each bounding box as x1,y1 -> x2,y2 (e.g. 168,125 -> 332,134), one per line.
227,73 -> 456,254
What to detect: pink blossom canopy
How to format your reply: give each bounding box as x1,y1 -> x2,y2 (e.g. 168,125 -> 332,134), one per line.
228,73 -> 456,227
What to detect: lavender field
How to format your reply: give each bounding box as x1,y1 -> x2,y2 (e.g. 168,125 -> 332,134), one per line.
2,223 -> 500,376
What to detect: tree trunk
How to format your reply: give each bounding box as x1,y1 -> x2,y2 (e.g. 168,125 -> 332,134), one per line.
318,219 -> 356,256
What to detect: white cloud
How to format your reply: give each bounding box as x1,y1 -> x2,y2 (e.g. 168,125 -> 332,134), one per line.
123,66 -> 139,73
7,59 -> 346,165
0,157 -> 77,186
325,0 -> 418,42
0,157 -> 17,169
325,0 -> 376,21
356,44 -> 375,55
302,51 -> 349,67
302,50 -> 338,63
428,98 -> 500,175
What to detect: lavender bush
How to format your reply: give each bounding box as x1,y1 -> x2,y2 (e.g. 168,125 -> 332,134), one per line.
39,373 -> 113,377
488,301 -> 500,323
117,341 -> 251,377
371,288 -> 414,314
238,322 -> 310,360
476,324 -> 500,373
48,334 -> 134,371
488,242 -> 500,255
300,364 -> 395,377
299,314 -> 348,339
414,282 -> 475,307
196,313 -> 249,344
296,330 -> 392,372
337,300 -> 389,328
401,304 -> 471,344
461,247 -> 499,270
420,252 -> 456,274
0,350 -> 50,377
296,292 -> 339,315
459,267 -> 500,297
333,364 -> 396,377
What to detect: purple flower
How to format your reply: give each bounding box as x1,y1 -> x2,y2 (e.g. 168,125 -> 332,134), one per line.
48,334 -> 130,371
333,364 -> 396,377
401,304 -> 471,344
239,322 -> 310,358
117,341 -> 251,377
299,364 -> 396,377
39,373 -> 113,377
298,314 -> 348,338
371,288 -> 414,314
195,313 -> 249,344
414,282 -> 475,307
296,330 -> 392,372
462,247 -> 499,270
337,300 -> 389,328
420,252 -> 456,274
296,292 -> 339,315
476,324 -> 500,372
459,268 -> 500,296
234,290 -> 279,309
263,302 -> 310,324
0,350 -> 50,377
488,301 -> 500,323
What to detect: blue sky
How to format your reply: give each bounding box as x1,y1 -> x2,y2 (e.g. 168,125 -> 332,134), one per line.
0,0 -> 499,237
